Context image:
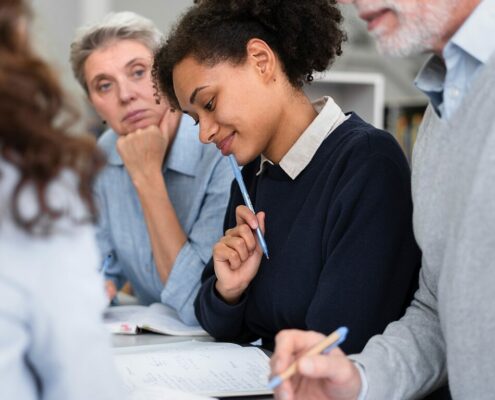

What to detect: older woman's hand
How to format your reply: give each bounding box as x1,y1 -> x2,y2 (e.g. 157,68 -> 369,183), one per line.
116,107 -> 179,187
116,124 -> 168,186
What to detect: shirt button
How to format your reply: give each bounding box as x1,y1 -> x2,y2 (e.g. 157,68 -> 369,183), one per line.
449,87 -> 460,97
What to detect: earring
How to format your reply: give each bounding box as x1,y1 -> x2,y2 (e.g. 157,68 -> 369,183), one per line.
102,120 -> 107,125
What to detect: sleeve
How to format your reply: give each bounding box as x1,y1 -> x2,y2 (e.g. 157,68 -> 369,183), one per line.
94,173 -> 127,290
194,167 -> 259,343
305,152 -> 421,354
161,155 -> 233,325
349,256 -> 447,399
0,280 -> 38,399
3,228 -> 125,400
34,227 -> 125,400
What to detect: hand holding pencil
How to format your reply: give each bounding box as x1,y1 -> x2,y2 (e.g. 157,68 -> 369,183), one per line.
270,328 -> 363,400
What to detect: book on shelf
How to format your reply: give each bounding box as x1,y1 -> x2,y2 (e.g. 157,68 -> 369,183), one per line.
103,303 -> 208,336
115,341 -> 273,398
385,102 -> 427,163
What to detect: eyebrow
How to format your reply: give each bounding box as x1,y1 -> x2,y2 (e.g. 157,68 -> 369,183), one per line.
89,58 -> 148,88
190,86 -> 209,104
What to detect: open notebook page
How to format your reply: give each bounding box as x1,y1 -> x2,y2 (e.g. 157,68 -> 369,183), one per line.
104,304 -> 207,336
114,341 -> 272,398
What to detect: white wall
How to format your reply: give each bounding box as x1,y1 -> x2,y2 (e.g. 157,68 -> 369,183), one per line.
30,1 -> 426,131
31,0 -> 194,131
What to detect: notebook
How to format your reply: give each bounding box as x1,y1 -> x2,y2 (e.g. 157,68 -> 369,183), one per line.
103,303 -> 208,336
114,341 -> 273,398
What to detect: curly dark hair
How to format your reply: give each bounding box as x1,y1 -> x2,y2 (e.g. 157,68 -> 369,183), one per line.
153,0 -> 346,109
0,0 -> 104,234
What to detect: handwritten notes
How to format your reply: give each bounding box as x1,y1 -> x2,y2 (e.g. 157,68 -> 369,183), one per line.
114,341 -> 272,397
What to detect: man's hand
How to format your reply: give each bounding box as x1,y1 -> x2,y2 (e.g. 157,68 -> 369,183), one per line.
271,329 -> 363,400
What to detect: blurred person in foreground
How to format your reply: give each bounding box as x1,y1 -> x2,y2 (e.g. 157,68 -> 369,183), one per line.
0,0 -> 124,398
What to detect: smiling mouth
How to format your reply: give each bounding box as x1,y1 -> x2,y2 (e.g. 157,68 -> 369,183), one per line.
360,8 -> 391,31
216,132 -> 236,156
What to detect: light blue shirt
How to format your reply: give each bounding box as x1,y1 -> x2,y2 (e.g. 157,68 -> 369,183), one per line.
415,0 -> 495,119
0,159 -> 124,400
95,115 -> 232,325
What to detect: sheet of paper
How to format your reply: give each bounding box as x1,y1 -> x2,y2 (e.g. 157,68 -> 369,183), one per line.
114,341 -> 272,397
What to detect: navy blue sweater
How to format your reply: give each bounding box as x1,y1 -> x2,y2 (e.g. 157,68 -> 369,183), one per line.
195,114 -> 421,353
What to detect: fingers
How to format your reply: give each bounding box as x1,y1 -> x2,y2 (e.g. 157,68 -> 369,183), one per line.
213,241 -> 243,270
225,221 -> 257,253
235,205 -> 266,238
235,205 -> 260,228
297,347 -> 354,381
272,331 -> 362,400
271,330 -> 326,374
105,280 -> 117,300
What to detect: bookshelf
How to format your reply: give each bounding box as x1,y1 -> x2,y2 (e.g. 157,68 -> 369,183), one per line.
385,101 -> 428,163
304,71 -> 385,129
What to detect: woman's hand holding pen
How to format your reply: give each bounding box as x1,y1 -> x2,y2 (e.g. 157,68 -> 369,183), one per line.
214,205 -> 266,304
270,330 -> 362,400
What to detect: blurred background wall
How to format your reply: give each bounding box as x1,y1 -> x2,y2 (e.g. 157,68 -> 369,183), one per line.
31,0 -> 428,151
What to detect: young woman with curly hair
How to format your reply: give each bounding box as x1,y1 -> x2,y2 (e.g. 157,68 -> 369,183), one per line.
0,0 -> 124,397
154,0 -> 421,352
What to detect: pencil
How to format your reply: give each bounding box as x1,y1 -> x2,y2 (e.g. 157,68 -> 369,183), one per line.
268,326 -> 348,390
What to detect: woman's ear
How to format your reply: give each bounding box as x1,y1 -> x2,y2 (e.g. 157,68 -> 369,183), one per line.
245,38 -> 278,83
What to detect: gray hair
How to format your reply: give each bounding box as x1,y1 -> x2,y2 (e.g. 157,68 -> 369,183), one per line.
70,11 -> 163,93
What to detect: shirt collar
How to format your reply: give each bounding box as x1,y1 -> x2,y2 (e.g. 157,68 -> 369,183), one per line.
414,55 -> 446,110
257,96 -> 347,179
414,0 -> 494,105
448,0 -> 495,65
104,114 -> 202,177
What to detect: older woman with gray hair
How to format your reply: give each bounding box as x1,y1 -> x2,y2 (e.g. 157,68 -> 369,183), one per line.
70,11 -> 231,325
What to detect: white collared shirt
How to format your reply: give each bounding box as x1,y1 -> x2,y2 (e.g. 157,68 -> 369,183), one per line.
257,96 -> 348,179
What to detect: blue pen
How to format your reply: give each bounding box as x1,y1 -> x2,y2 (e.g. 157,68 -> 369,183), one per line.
101,253 -> 113,274
101,253 -> 119,306
267,326 -> 348,390
228,154 -> 270,259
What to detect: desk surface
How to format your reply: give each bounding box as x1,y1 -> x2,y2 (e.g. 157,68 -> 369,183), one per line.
112,332 -> 273,400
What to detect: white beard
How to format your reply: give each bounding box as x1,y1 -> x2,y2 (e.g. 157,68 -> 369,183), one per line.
359,0 -> 461,56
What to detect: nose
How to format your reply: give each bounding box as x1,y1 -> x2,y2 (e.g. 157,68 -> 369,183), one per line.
118,81 -> 137,104
198,115 -> 220,144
